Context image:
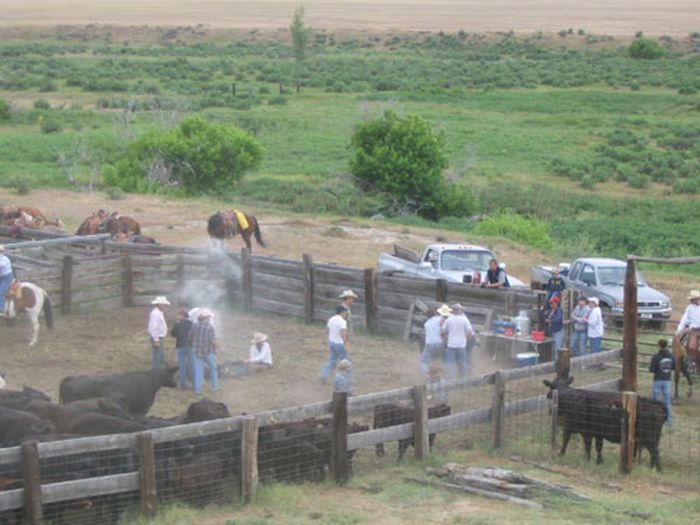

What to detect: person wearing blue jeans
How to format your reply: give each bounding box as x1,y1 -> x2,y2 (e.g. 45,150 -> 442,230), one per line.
649,339 -> 674,426
546,296 -> 564,361
190,309 -> 220,395
420,305 -> 450,375
320,305 -> 350,382
0,246 -> 15,316
147,296 -> 170,369
586,297 -> 604,354
569,297 -> 590,357
442,304 -> 475,379
171,308 -> 194,389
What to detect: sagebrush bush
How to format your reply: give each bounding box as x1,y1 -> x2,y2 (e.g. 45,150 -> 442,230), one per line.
629,38 -> 665,59
40,119 -> 62,133
33,99 -> 50,110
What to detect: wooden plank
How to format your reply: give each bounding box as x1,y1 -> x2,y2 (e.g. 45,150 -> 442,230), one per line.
251,273 -> 305,293
623,260 -> 638,392
123,256 -> 134,307
432,372 -> 496,395
22,441 -> 42,525
504,395 -> 548,418
303,253 -> 314,324
60,255 -> 73,315
436,279 -> 448,302
0,489 -> 23,512
72,272 -> 123,288
619,391 -> 637,474
72,284 -> 124,304
347,423 -> 414,450
348,386 -> 413,415
41,472 -> 139,504
492,371 -> 506,448
137,433 -> 157,518
364,268 -> 378,333
240,415 -> 258,504
150,417 -> 244,444
0,446 -> 21,466
256,402 -> 332,426
377,275 -> 436,295
251,297 -> 305,318
426,407 -> 492,433
251,285 -> 304,306
3,233 -> 110,251
313,265 -> 365,287
38,433 -> 137,459
252,257 -> 304,277
242,248 -> 252,312
412,385 -> 429,461
331,392 -> 349,484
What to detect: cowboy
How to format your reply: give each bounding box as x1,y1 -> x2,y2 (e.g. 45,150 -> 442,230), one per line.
320,305 -> 350,383
333,359 -> 354,395
247,332 -> 273,368
483,258 -> 510,289
649,339 -> 674,427
677,290 -> 700,354
171,308 -> 194,389
546,295 -> 564,360
569,296 -> 590,357
442,303 -> 475,378
420,304 -> 451,376
147,296 -> 170,369
585,297 -> 604,354
338,289 -> 359,336
0,245 -> 14,317
545,268 -> 566,302
191,309 -> 220,394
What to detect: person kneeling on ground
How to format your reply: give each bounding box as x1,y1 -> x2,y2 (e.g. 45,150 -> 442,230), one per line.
246,332 -> 273,369
333,359 -> 353,396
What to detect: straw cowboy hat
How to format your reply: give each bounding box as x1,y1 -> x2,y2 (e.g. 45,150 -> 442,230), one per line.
337,359 -> 352,371
251,332 -> 268,344
588,297 -> 599,305
436,304 -> 452,317
338,289 -> 358,299
151,296 -> 171,306
688,290 -> 700,301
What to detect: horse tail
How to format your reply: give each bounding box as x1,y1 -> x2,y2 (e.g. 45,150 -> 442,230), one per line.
43,292 -> 54,330
254,220 -> 266,247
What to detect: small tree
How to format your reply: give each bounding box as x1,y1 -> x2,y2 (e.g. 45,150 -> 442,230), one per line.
629,37 -> 666,59
290,6 -> 311,61
0,98 -> 10,121
350,110 -> 473,220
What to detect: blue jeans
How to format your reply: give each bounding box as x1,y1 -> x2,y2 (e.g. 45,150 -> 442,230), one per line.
552,330 -> 564,361
420,343 -> 444,375
652,380 -> 672,426
320,343 -> 348,380
445,346 -> 469,379
588,337 -> 602,354
194,353 -> 218,394
176,347 -> 194,389
0,273 -> 13,312
570,330 -> 587,357
151,338 -> 165,369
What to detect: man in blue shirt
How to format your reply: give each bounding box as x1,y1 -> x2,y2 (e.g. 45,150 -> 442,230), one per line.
0,245 -> 14,317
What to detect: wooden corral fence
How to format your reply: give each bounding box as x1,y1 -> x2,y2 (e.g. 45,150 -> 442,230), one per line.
0,349 -> 623,524
1,227 -> 543,336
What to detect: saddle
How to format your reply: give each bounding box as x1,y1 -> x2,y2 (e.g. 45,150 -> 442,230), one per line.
222,209 -> 249,231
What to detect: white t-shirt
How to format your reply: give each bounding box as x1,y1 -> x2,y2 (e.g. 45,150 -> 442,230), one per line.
148,307 -> 167,340
327,314 -> 348,345
587,306 -> 604,338
443,314 -> 474,349
424,315 -> 444,346
249,342 -> 273,365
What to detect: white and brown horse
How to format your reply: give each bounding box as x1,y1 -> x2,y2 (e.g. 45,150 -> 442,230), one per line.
673,332 -> 697,399
4,282 -> 54,346
207,210 -> 266,251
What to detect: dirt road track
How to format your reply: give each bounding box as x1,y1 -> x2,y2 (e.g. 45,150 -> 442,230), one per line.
0,1 -> 698,35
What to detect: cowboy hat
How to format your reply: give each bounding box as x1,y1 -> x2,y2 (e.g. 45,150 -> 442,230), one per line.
588,297 -> 599,305
251,332 -> 268,344
151,296 -> 171,306
198,308 -> 214,319
688,290 -> 700,300
436,304 -> 452,317
338,289 -> 358,299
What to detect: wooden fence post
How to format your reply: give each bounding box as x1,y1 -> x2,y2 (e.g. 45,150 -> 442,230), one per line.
549,389 -> 559,451
175,254 -> 185,305
241,415 -> 259,504
364,268 -> 378,332
21,441 -> 42,525
555,349 -> 570,380
412,385 -> 429,461
619,391 -> 638,474
303,253 -> 314,324
622,259 -> 638,392
123,256 -> 134,307
137,432 -> 158,518
60,255 -> 73,315
505,291 -> 516,317
331,391 -> 349,484
241,248 -> 253,312
492,371 -> 506,449
435,278 -> 448,303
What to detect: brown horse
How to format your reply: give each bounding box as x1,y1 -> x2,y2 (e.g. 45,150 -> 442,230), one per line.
75,210 -> 110,235
673,332 -> 697,399
4,281 -> 54,346
207,210 -> 266,251
100,213 -> 141,236
0,206 -> 62,229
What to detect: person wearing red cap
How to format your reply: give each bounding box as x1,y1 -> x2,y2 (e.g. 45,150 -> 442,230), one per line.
545,295 -> 564,360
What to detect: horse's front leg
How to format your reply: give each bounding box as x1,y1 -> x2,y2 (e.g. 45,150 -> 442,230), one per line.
28,311 -> 39,346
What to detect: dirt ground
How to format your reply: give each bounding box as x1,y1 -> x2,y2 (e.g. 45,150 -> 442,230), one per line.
0,0 -> 698,35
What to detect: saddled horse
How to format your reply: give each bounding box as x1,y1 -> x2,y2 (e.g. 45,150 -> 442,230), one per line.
673,332 -> 698,399
4,282 -> 54,346
0,206 -> 62,229
207,210 -> 266,251
75,210 -> 110,235
100,213 -> 141,237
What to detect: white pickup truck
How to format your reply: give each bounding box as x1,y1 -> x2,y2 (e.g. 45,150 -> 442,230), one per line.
378,243 -> 526,287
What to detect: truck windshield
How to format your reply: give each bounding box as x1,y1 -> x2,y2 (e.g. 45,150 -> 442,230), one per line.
441,250 -> 493,272
597,267 -> 647,287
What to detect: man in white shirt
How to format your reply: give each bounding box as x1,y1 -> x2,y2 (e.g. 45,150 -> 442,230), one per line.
420,304 -> 450,376
247,332 -> 273,368
677,290 -> 700,354
148,296 -> 171,369
320,305 -> 349,382
442,303 -> 475,378
585,297 -> 604,354
0,245 -> 14,317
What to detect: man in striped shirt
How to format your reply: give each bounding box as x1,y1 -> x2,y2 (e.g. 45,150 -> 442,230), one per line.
190,309 -> 220,395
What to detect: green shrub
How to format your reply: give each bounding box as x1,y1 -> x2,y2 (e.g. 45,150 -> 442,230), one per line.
475,211 -> 554,250
40,119 -> 62,133
107,187 -> 125,200
14,178 -> 31,195
33,99 -> 50,110
678,85 -> 698,95
267,95 -> 287,105
628,173 -> 650,189
0,98 -> 9,121
629,38 -> 666,59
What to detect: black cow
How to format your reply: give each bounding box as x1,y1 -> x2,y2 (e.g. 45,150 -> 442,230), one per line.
544,376 -> 666,470
373,403 -> 452,462
24,400 -> 147,436
59,366 -> 178,417
0,406 -> 55,445
64,398 -> 129,419
0,386 -> 52,411
183,399 -> 230,423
